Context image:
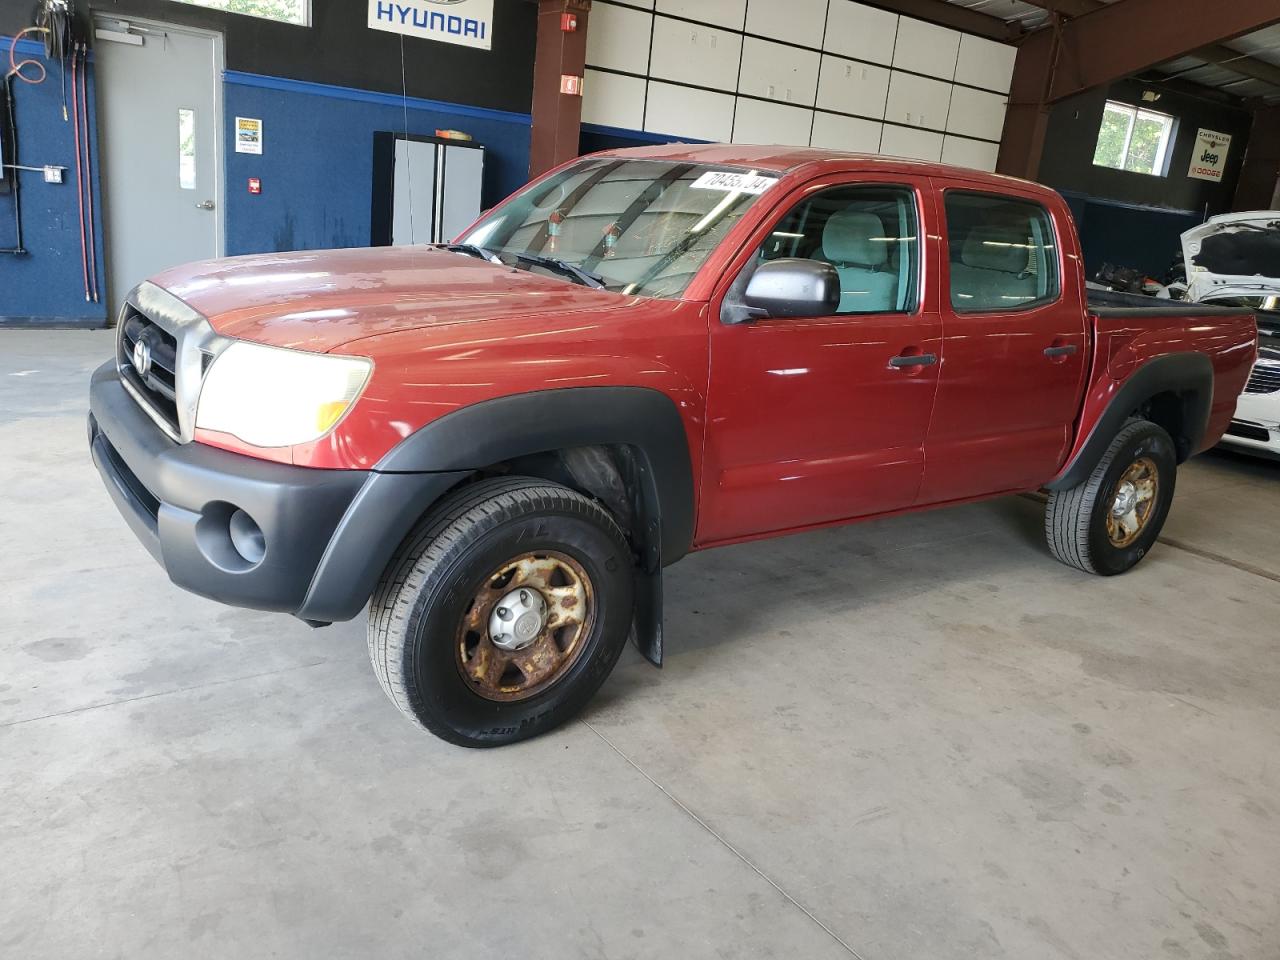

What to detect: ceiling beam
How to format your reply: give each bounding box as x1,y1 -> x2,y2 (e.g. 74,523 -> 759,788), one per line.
997,0 -> 1280,179
854,0 -> 1022,42
1012,0 -> 1280,93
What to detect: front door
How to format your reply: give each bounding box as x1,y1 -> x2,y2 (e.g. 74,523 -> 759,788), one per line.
699,176 -> 941,544
918,182 -> 1089,503
95,17 -> 222,309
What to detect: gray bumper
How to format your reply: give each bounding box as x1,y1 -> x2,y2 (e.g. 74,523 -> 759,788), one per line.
88,361 -> 467,622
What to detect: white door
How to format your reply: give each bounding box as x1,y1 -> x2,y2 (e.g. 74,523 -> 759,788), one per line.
94,18 -> 222,309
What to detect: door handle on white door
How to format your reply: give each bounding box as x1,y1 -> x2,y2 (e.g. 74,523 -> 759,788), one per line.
195,200 -> 215,210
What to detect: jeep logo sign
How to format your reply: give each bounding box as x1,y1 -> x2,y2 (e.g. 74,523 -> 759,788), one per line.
369,0 -> 494,51
1187,128 -> 1232,183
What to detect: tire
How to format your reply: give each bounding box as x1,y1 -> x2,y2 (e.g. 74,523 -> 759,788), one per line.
1045,419 -> 1177,576
368,476 -> 635,747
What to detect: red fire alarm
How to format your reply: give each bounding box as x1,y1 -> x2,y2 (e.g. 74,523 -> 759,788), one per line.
560,74 -> 583,96
560,12 -> 577,31
248,177 -> 262,194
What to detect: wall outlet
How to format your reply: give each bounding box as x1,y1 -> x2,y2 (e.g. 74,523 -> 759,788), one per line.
43,166 -> 64,184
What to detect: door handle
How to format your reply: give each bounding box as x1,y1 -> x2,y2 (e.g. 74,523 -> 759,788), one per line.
1043,344 -> 1078,357
888,353 -> 938,369
195,200 -> 216,210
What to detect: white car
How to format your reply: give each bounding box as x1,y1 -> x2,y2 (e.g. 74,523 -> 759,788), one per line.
1177,213 -> 1280,459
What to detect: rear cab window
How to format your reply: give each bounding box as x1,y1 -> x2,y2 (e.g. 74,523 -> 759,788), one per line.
944,191 -> 1060,312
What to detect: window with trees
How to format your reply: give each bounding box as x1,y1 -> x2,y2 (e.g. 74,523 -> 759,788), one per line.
1092,101 -> 1176,177
168,0 -> 309,26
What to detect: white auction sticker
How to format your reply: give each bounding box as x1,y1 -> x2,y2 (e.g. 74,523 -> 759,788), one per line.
690,171 -> 778,194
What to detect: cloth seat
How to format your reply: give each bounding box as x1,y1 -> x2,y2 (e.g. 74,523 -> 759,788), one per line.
950,224 -> 1040,310
820,209 -> 898,313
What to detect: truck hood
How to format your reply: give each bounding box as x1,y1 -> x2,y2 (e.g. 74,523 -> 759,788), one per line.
1183,211 -> 1280,303
150,246 -> 629,352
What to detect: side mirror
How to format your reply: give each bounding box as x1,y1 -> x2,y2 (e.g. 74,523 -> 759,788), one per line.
723,258 -> 841,324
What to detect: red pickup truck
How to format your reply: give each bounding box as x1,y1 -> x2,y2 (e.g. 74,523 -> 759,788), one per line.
88,145 -> 1256,746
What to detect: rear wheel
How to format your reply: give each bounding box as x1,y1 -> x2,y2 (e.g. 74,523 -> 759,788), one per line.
368,477 -> 635,747
1045,419 -> 1176,575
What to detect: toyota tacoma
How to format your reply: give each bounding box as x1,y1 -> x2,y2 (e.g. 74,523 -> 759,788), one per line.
88,145 -> 1258,746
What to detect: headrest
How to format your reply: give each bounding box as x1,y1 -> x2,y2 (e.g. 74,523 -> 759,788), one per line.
822,210 -> 889,267
961,225 -> 1032,274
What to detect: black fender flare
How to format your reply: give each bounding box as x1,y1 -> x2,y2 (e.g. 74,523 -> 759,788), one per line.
1047,352 -> 1213,491
371,386 -> 697,667
373,386 -> 696,565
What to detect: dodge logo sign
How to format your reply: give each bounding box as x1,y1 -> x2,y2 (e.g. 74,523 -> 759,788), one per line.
132,338 -> 153,380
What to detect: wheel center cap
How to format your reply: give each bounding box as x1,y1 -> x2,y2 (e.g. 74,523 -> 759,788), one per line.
1112,481 -> 1137,516
489,588 -> 547,651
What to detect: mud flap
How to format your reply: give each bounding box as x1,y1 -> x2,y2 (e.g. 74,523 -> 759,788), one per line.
631,517 -> 663,667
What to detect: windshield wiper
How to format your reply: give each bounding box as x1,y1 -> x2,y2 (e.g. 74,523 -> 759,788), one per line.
444,242 -> 503,263
445,245 -> 606,289
509,253 -> 607,290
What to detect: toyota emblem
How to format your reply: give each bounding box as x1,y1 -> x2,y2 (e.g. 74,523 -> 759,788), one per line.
132,338 -> 153,380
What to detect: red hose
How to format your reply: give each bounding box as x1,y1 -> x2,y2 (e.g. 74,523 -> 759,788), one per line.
80,44 -> 98,302
70,45 -> 89,301
6,27 -> 48,84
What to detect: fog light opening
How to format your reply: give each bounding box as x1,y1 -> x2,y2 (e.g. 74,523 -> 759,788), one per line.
228,509 -> 266,565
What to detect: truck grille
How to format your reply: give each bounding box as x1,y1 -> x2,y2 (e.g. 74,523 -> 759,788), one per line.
118,305 -> 181,437
1244,354 -> 1280,395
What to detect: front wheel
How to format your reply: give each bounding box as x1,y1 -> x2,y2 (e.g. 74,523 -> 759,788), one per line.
368,477 -> 635,747
1045,419 -> 1177,575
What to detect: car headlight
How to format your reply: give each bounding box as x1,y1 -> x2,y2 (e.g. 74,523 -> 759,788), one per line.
195,341 -> 372,448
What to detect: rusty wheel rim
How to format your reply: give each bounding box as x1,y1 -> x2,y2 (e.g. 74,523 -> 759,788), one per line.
455,551 -> 594,702
1106,456 -> 1159,548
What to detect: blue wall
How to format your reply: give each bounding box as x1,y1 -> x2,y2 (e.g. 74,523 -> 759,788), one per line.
0,36 -> 532,326
1062,191 -> 1201,280
0,38 -> 107,325
223,73 -> 531,256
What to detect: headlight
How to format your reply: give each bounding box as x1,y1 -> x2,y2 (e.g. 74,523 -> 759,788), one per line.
195,341 -> 372,448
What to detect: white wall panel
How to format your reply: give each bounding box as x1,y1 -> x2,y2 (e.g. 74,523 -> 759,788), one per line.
955,34 -> 1016,93
732,98 -> 814,146
885,71 -> 952,131
880,124 -> 943,161
657,0 -> 744,28
738,37 -> 820,106
650,15 -> 742,92
823,1 -> 898,66
745,0 -> 826,49
645,81 -> 735,141
891,17 -> 960,80
810,112 -> 883,153
582,69 -> 647,130
586,2 -> 652,75
942,135 -> 999,172
816,55 -> 890,120
945,85 -> 1006,141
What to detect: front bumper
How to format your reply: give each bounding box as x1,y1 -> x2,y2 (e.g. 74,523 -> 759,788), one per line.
89,362 -> 467,622
1219,391 -> 1280,460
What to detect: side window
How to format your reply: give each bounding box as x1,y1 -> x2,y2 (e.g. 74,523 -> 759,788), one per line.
759,185 -> 919,315
945,192 -> 1060,312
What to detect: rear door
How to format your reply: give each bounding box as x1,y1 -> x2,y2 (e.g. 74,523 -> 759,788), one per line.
918,182 -> 1088,503
698,173 -> 942,544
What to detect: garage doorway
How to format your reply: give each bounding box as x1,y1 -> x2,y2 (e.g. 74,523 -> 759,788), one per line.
94,17 -> 223,311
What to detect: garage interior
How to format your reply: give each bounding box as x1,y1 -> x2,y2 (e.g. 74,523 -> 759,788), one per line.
2,1 -> 1280,958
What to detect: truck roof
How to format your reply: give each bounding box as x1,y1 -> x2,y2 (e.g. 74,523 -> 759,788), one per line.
590,142 -> 1051,197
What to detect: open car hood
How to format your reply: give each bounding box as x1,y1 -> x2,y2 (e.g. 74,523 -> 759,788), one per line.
1183,211 -> 1280,303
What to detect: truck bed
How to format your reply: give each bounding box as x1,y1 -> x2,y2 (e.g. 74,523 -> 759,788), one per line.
1086,288 -> 1255,318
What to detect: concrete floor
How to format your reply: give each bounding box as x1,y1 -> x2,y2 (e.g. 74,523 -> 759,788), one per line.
3,329 -> 1279,960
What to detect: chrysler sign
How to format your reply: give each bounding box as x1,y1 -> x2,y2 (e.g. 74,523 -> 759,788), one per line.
369,0 -> 494,51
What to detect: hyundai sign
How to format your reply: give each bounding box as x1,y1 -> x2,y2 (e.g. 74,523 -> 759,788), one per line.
369,0 -> 494,51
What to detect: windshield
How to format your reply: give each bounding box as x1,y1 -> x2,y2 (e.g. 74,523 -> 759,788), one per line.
458,158 -> 779,298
